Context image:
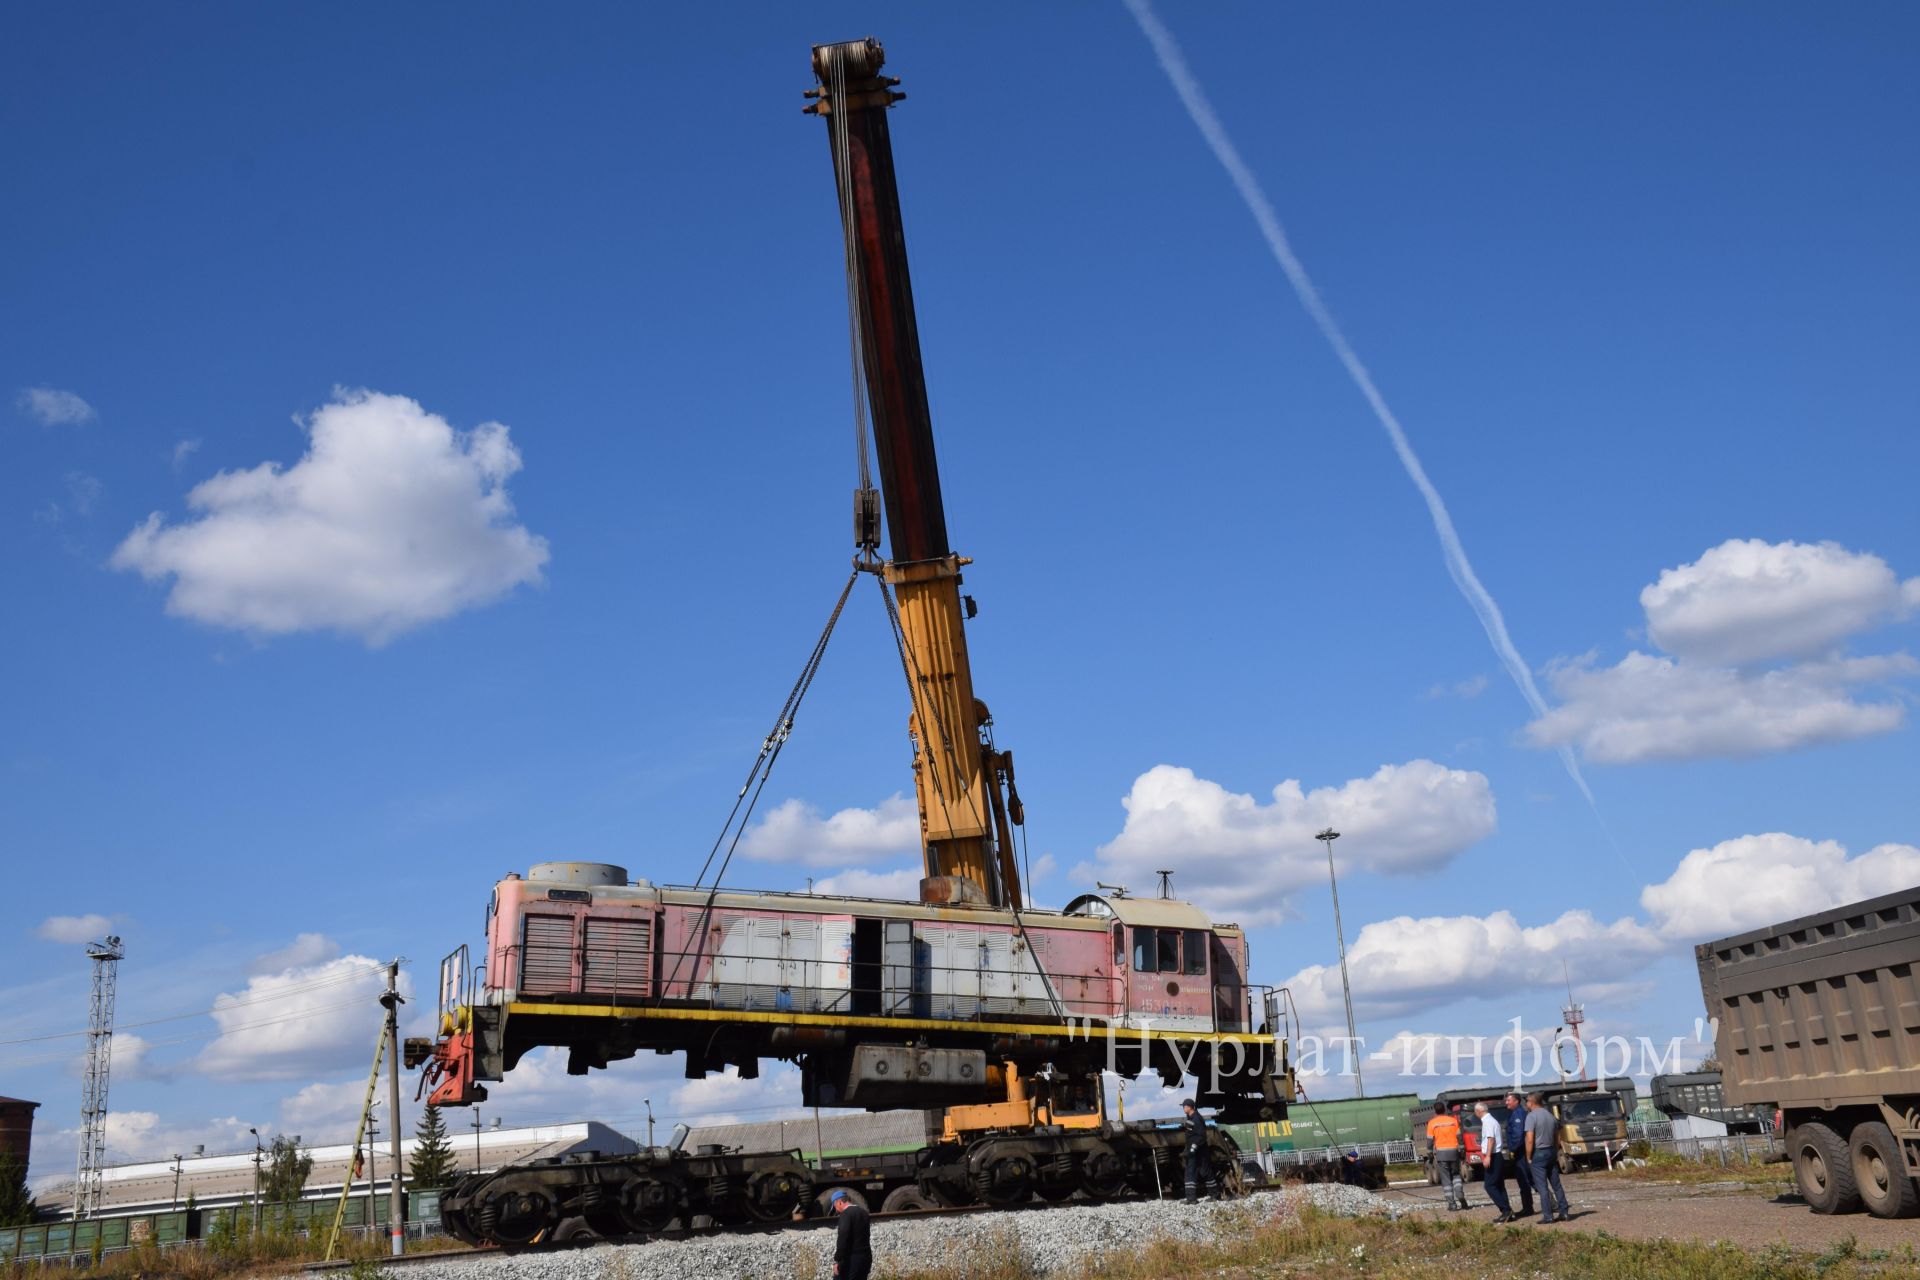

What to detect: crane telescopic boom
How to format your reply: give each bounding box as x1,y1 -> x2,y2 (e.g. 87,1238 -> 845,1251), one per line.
808,37 -> 1024,910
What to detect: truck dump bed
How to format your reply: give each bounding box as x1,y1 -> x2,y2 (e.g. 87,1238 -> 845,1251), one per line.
1696,887 -> 1920,1110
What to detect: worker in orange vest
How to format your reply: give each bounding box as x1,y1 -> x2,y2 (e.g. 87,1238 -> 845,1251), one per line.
1427,1102 -> 1469,1210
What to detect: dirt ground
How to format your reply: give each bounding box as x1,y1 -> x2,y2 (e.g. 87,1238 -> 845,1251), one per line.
1381,1169 -> 1920,1252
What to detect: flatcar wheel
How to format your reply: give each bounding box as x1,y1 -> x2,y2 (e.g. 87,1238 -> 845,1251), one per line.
1078,1146 -> 1128,1202
1209,1139 -> 1248,1199
480,1186 -> 555,1247
743,1168 -> 812,1222
619,1174 -> 679,1234
974,1156 -> 1035,1208
440,1204 -> 483,1247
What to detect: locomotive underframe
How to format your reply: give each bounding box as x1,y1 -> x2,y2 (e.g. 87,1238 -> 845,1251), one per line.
426,999 -> 1291,1123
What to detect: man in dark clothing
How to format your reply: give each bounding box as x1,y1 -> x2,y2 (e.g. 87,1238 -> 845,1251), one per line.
1180,1098 -> 1219,1203
1500,1092 -> 1535,1218
830,1189 -> 872,1280
1340,1149 -> 1366,1186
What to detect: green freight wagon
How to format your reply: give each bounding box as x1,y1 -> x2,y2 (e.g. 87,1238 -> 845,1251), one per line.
1228,1092 -> 1418,1153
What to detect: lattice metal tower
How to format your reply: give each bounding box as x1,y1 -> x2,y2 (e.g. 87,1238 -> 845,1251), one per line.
75,935 -> 124,1220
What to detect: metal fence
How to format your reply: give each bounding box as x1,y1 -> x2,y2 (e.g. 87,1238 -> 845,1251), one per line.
1249,1139 -> 1417,1176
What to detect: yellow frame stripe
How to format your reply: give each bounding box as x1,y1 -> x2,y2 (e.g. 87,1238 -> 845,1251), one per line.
500,1001 -> 1278,1047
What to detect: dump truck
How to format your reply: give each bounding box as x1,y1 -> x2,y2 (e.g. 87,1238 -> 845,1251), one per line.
1697,887 -> 1920,1218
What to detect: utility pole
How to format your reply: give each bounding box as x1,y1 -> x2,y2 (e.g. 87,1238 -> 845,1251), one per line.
249,1127 -> 263,1235
365,1112 -> 380,1239
1316,828 -> 1364,1099
643,1099 -> 654,1148
381,960 -> 406,1256
170,1154 -> 182,1211
470,1109 -> 483,1173
75,935 -> 123,1220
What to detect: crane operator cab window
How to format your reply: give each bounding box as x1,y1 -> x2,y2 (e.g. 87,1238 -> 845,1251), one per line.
1128,926 -> 1212,975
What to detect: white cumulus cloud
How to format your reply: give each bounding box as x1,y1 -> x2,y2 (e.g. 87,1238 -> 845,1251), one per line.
739,794 -> 920,867
36,913 -> 114,944
1094,761 -> 1496,924
249,932 -> 342,975
1641,833 -> 1920,942
196,947 -> 401,1082
811,866 -> 923,899
1643,538 -> 1920,666
1527,651 -> 1914,764
1528,538 -> 1919,765
111,388 -> 548,645
17,386 -> 96,425
1279,908 -> 1667,1026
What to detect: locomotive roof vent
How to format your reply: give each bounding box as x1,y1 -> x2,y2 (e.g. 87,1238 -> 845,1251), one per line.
528,861 -> 628,887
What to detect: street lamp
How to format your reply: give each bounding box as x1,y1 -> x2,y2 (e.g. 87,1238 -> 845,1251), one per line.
1316,827 -> 1364,1099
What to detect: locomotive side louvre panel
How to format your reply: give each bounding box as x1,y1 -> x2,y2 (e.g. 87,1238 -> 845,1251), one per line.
582,913 -> 654,999
521,913 -> 576,996
817,915 -> 854,1012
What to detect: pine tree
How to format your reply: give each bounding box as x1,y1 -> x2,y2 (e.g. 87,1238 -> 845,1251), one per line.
408,1104 -> 458,1189
261,1134 -> 313,1205
0,1149 -> 35,1228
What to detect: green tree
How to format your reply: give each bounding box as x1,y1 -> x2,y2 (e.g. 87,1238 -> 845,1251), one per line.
408,1104 -> 458,1189
0,1149 -> 35,1227
261,1134 -> 313,1205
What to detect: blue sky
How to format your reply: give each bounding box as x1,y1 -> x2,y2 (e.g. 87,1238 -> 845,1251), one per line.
4,3 -> 1917,1175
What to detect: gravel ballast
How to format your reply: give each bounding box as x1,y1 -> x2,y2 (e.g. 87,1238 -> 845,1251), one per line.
401,1186 -> 1410,1280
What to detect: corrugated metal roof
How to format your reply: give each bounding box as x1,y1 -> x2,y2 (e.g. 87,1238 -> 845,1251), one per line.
32,1122 -> 636,1213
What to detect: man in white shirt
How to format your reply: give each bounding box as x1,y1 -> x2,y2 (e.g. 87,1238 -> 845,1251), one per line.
1474,1101 -> 1513,1221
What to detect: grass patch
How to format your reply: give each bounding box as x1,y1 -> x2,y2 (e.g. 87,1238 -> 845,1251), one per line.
883,1205 -> 1918,1280
1595,1149 -> 1793,1190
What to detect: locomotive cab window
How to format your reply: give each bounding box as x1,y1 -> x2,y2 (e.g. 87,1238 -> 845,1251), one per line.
1183,929 -> 1208,976
1156,928 -> 1180,974
1132,926 -> 1155,972
1113,923 -> 1125,967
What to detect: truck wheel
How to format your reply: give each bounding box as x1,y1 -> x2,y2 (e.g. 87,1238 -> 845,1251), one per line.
1791,1123 -> 1862,1215
1849,1122 -> 1920,1219
880,1185 -> 936,1214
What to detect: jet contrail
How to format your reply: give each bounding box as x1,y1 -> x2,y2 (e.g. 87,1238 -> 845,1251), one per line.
1124,0 -> 1599,812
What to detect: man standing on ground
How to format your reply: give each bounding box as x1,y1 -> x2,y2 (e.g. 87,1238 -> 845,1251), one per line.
1180,1098 -> 1219,1203
1502,1093 -> 1535,1219
1523,1092 -> 1571,1224
1474,1102 -> 1512,1220
829,1189 -> 872,1280
1426,1102 -> 1467,1210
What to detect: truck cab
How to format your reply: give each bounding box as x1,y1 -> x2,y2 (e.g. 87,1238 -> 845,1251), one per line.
1551,1091 -> 1628,1171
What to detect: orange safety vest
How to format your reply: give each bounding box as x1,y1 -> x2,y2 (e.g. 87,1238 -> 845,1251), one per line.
1427,1113 -> 1462,1151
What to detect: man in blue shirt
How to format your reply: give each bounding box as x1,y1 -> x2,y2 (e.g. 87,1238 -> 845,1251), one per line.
1500,1092 -> 1534,1219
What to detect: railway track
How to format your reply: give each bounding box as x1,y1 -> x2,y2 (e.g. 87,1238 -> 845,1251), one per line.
301,1182 -> 1306,1271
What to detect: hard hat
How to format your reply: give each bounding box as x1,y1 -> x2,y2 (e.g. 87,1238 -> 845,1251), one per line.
828,1189 -> 849,1205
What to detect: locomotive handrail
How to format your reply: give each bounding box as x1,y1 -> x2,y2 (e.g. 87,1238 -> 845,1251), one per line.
488,939 -> 1166,1023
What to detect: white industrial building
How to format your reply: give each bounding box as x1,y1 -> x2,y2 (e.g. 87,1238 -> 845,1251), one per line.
32,1121 -> 635,1217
